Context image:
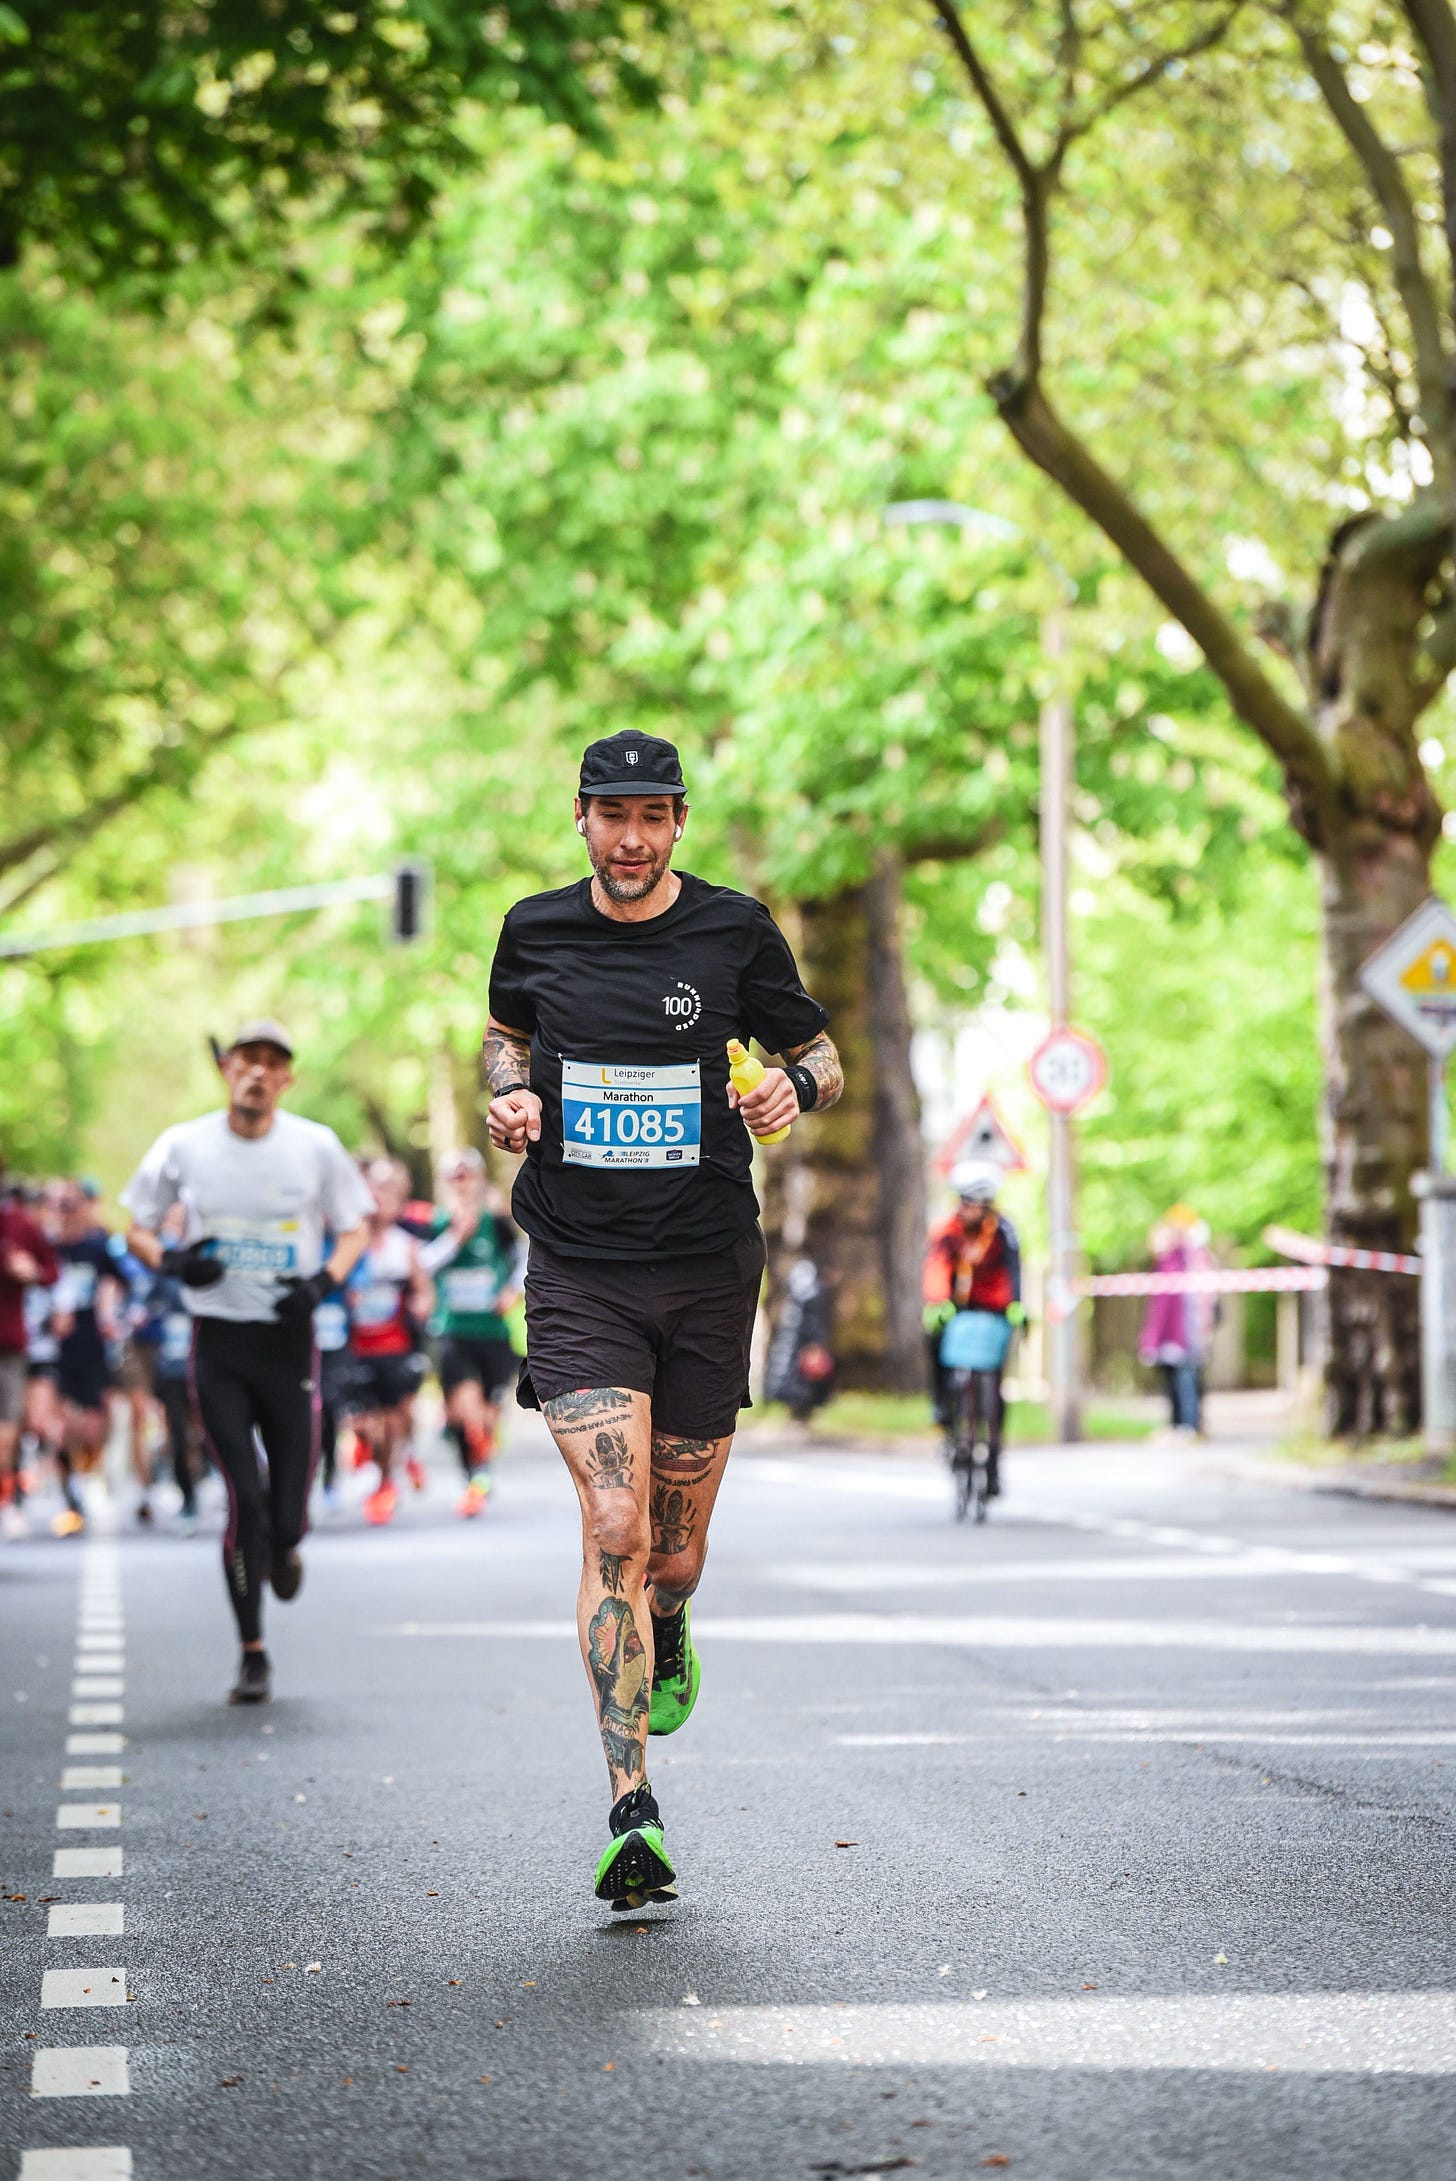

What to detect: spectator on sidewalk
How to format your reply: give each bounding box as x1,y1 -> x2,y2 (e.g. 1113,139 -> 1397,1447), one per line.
1139,1205 -> 1216,1438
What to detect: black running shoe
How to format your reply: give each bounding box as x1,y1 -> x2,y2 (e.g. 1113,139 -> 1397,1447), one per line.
270,1547 -> 303,1600
594,1783 -> 677,1910
229,1651 -> 271,1705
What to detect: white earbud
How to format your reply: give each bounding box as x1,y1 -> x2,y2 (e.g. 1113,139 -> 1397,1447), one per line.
674,825 -> 683,840
577,819 -> 587,836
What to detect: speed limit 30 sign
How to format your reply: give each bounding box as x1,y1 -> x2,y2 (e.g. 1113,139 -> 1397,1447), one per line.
1028,1027 -> 1108,1115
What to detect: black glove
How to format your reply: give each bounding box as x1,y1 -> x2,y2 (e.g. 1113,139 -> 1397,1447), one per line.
273,1268 -> 339,1323
159,1242 -> 226,1290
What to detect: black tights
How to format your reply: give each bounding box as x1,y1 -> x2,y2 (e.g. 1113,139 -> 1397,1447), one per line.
192,1318 -> 317,1646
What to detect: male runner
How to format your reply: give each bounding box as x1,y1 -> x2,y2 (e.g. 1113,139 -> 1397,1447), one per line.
485,728 -> 842,1907
122,1021 -> 372,1703
419,1148 -> 523,1517
0,1155 -> 59,1541
342,1156 -> 431,1526
51,1181 -> 124,1537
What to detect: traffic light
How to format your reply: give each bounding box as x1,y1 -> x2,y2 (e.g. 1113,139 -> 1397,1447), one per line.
391,861 -> 429,945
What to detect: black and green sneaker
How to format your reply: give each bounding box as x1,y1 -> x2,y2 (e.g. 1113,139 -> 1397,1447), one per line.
594,1784 -> 678,1912
649,1599 -> 701,1736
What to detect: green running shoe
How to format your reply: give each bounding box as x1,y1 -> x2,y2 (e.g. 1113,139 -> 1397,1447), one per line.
649,1598 -> 701,1736
594,1785 -> 678,1911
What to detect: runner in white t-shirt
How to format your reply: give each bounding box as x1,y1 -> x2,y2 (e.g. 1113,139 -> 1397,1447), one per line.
122,1020 -> 372,1705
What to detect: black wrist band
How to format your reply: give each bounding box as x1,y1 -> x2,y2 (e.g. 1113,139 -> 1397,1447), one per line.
786,1063 -> 818,1113
494,1082 -> 531,1097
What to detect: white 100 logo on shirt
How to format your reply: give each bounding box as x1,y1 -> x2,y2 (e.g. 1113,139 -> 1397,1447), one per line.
661,979 -> 703,1030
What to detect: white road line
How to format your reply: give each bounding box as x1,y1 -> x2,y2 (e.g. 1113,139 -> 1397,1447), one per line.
30,2047 -> 130,2097
40,1968 -> 128,2010
66,1734 -> 124,1757
19,2151 -> 133,2180
54,1845 -> 123,1880
48,1904 -> 125,1938
71,1680 -> 125,1700
55,1805 -> 121,1829
61,1768 -> 123,1791
641,1992 -> 1456,2072
389,1614 -> 1456,1656
69,1705 -> 124,1727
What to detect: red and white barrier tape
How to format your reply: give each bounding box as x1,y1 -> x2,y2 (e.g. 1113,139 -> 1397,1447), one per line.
1263,1224 -> 1422,1275
1073,1266 -> 1328,1298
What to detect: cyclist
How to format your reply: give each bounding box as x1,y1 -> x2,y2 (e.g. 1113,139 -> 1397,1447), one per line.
485,728 -> 842,1909
419,1147 -> 524,1517
923,1159 -> 1023,1500
122,1020 -> 372,1704
342,1156 -> 432,1526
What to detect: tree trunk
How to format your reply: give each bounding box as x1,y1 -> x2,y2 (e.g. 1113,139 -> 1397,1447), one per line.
1318,826 -> 1432,1435
865,854 -> 929,1392
760,869 -> 926,1392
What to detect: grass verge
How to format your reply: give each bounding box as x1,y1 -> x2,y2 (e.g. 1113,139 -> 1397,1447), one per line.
753,1391 -> 1158,1445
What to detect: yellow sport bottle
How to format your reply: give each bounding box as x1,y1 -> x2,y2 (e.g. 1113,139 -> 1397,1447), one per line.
726,1038 -> 792,1145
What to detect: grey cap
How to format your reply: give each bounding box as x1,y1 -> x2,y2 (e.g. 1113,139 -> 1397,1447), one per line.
227,1018 -> 295,1059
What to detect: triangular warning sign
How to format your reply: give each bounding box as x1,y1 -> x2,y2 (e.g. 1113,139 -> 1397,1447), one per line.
934,1094 -> 1028,1177
1400,937 -> 1456,1001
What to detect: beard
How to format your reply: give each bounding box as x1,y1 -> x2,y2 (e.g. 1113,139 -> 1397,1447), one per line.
589,845 -> 671,904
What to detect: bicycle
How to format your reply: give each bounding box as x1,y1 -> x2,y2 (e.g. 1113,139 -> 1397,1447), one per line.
938,1309 -> 1013,1525
947,1366 -> 1001,1522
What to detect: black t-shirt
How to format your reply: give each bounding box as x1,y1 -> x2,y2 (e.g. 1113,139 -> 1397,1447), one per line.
488,873 -> 829,1259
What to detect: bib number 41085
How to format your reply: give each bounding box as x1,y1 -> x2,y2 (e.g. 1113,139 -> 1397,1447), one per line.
572,1105 -> 688,1147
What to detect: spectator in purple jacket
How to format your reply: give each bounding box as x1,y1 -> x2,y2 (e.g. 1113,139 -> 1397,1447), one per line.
1139,1205 -> 1216,1437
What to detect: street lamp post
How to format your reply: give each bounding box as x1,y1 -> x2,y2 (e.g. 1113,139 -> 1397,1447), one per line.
885,499 -> 1083,1440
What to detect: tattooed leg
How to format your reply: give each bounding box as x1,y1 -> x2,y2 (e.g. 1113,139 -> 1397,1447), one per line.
646,1430 -> 734,1614
544,1387 -> 656,1796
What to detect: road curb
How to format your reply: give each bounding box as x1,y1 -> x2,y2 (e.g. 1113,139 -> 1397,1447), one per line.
1209,1450 -> 1456,1512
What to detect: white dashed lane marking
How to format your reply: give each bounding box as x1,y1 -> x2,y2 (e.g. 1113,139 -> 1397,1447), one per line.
19,2151 -> 132,2179
55,1805 -> 121,1829
29,2046 -> 131,2097
53,1845 -> 124,1881
47,1904 -> 125,1938
40,1968 -> 128,2010
67,1734 -> 124,1758
68,1705 -> 124,1728
61,1768 -> 123,1791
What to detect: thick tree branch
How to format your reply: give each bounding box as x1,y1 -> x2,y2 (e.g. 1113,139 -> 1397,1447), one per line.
993,377 -> 1339,834
1288,6 -> 1453,485
1402,0 -> 1456,311
931,0 -> 1050,382
0,719 -> 248,891
1071,5 -> 1247,142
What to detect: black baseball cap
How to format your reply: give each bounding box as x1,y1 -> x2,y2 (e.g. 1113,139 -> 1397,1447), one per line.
578,729 -> 687,799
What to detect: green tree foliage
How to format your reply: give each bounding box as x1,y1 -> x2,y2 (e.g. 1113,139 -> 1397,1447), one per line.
0,0 -> 661,275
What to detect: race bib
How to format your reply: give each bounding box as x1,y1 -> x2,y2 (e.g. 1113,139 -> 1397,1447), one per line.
207,1217 -> 299,1276
562,1059 -> 701,1170
350,1280 -> 400,1328
442,1266 -> 500,1314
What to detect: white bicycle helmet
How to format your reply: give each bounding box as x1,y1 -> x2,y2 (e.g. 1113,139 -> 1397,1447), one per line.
950,1158 -> 1001,1204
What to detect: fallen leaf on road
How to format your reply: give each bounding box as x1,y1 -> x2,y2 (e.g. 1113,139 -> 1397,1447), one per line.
1082,1982 -> 1097,1991
979,2035 -> 999,2044
522,1980 -> 536,1988
1215,1953 -> 1227,1966
478,2075 -> 492,2084
221,2077 -> 243,2089
395,2065 -> 409,2074
426,1891 -> 440,1898
447,1979 -> 462,1987
602,2062 -> 615,2071
494,2018 -> 508,2028
834,1840 -> 858,1849
387,1998 -> 411,2008
304,1963 -> 321,1975
682,1993 -> 700,2006
342,2077 -> 353,2087
972,1989 -> 988,2000
981,2158 -> 1012,2169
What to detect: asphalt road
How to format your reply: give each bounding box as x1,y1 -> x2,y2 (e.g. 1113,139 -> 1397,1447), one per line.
3,1421 -> 1456,2181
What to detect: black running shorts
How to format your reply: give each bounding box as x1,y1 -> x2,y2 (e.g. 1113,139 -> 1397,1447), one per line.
522,1226 -> 766,1441
438,1334 -> 517,1399
341,1351 -> 425,1415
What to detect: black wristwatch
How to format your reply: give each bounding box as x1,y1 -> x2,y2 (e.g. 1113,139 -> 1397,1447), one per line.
785,1063 -> 818,1113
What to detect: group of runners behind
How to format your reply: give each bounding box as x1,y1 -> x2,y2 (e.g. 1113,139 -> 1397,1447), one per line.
0,1135 -> 524,1550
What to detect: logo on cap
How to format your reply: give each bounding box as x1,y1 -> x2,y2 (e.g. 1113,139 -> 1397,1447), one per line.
625,749 -> 639,765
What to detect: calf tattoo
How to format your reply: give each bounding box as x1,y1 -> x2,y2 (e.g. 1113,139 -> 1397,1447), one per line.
598,1550 -> 626,1595
651,1481 -> 696,1556
586,1596 -> 649,1781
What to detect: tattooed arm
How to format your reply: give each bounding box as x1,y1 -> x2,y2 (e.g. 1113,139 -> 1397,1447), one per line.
783,1030 -> 844,1113
483,1016 -> 542,1154
731,1029 -> 844,1137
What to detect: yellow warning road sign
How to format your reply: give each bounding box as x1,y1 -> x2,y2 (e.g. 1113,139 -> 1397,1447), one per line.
1361,898 -> 1456,1057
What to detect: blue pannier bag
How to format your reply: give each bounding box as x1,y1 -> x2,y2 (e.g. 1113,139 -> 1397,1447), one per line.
940,1308 -> 1012,1372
